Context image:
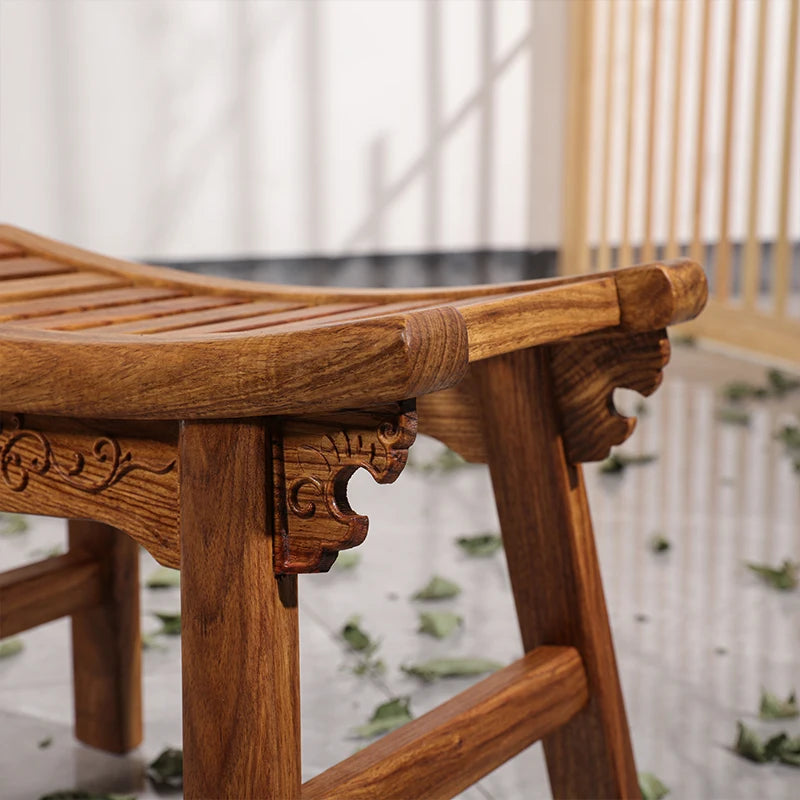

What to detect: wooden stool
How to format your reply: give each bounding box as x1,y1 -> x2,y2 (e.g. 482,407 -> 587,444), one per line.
0,226 -> 706,799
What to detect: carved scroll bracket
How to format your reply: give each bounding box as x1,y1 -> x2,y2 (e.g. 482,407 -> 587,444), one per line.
272,400 -> 417,574
549,329 -> 670,463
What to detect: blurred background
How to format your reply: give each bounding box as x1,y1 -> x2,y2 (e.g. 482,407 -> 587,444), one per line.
0,1 -> 799,798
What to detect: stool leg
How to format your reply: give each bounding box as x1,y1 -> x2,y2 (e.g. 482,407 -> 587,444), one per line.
180,419 -> 301,800
474,348 -> 640,799
69,519 -> 142,753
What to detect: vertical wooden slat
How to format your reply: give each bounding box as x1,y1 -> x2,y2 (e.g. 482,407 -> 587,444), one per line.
665,0 -> 687,260
715,0 -> 740,303
690,0 -> 712,266
774,0 -> 799,317
560,0 -> 596,275
642,0 -> 661,264
597,0 -> 618,272
619,0 -> 639,269
743,0 -> 769,311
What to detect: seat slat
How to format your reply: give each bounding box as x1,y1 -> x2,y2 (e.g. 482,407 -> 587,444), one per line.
0,242 -> 25,259
0,257 -> 73,281
162,301 -> 379,335
0,286 -> 186,322
223,299 -> 445,336
0,272 -> 127,302
11,294 -> 243,331
103,300 -> 309,334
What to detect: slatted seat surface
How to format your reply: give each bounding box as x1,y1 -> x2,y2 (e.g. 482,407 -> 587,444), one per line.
0,225 -> 706,420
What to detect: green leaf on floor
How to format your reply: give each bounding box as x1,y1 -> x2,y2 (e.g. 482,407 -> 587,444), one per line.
153,611 -> 181,635
733,721 -> 768,763
145,566 -> 180,589
746,559 -> 798,591
38,736 -> 53,749
140,632 -> 166,651
341,616 -> 378,654
776,735 -> 800,766
716,407 -> 751,426
409,448 -> 468,474
0,637 -> 24,658
776,424 -> 800,450
0,512 -> 29,536
402,657 -> 502,682
599,451 -> 658,475
418,611 -> 463,639
638,771 -> 670,800
455,533 -> 503,557
722,380 -> 769,403
759,689 -> 799,720
671,333 -> 696,348
412,575 -> 462,600
352,657 -> 386,678
766,369 -> 800,398
650,534 -> 671,553
334,551 -> 361,570
147,747 -> 183,788
350,697 -> 413,739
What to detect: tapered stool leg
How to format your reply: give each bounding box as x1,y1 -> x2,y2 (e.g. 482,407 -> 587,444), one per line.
180,419 -> 301,800
474,347 -> 640,799
69,520 -> 142,753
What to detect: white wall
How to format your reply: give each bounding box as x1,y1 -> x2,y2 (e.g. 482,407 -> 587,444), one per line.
0,0 -> 568,261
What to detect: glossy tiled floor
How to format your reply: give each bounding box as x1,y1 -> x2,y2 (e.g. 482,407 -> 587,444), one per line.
1,342 -> 798,799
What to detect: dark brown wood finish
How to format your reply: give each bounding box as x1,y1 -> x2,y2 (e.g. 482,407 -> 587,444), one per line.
180,420 -> 301,799
273,403 -> 417,573
68,520 -> 142,754
474,347 -> 641,799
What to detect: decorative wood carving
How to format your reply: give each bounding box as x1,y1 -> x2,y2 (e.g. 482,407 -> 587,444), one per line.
0,412 -> 180,567
273,401 -> 417,573
548,329 -> 670,463
0,413 -> 175,493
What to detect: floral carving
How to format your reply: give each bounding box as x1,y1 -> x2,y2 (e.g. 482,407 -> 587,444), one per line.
0,414 -> 176,494
274,402 -> 417,573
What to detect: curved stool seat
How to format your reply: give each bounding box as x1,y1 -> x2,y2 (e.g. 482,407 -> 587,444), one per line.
0,224 -> 707,799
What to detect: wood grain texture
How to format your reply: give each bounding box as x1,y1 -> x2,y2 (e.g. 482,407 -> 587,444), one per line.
0,227 -> 708,420
0,224 -> 695,304
416,371 -> 487,463
458,277 -> 619,361
0,286 -> 184,322
474,347 -> 640,799
614,260 -> 707,330
0,551 -> 103,637
303,647 -> 588,800
0,307 -> 469,419
69,520 -> 142,754
180,420 -> 300,800
0,257 -> 73,280
0,412 -> 180,567
274,403 -> 416,573
549,329 -> 670,463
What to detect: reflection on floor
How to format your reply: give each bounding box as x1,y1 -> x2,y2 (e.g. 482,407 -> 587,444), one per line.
1,343 -> 798,800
